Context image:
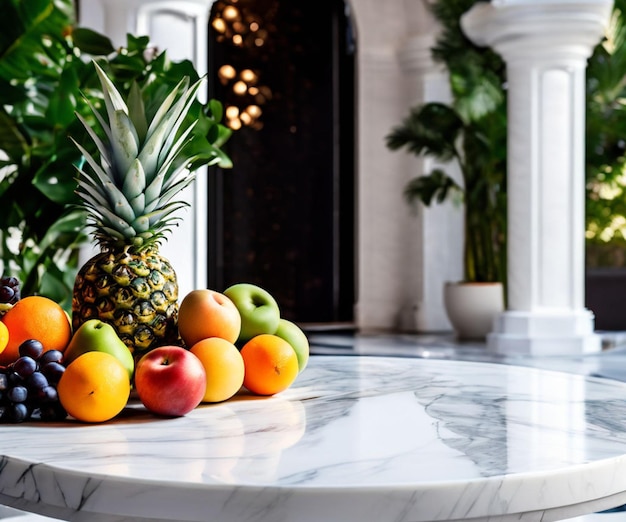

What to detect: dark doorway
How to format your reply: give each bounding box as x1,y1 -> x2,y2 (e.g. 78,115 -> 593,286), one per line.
207,0 -> 356,326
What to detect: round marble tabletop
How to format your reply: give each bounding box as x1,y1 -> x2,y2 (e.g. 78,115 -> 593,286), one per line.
3,355 -> 626,522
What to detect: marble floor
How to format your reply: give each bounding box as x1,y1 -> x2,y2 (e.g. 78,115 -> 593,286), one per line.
308,330 -> 626,381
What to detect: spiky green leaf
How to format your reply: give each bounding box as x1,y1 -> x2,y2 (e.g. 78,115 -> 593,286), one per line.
127,81 -> 148,143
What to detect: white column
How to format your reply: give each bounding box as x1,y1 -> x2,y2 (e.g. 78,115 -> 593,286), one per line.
79,0 -> 216,300
396,34 -> 464,332
461,1 -> 613,355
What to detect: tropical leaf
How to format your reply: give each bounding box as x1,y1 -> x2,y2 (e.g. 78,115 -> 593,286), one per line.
403,169 -> 462,208
386,103 -> 463,162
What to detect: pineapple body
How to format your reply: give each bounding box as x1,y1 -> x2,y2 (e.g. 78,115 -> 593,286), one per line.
72,247 -> 180,357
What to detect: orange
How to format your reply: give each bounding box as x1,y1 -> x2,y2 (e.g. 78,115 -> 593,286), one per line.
57,351 -> 130,423
0,322 -> 8,354
0,296 -> 72,364
240,334 -> 299,396
190,337 -> 245,402
178,289 -> 241,347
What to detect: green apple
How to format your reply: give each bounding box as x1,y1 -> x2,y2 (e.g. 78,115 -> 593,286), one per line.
224,283 -> 280,343
274,318 -> 309,372
64,319 -> 134,379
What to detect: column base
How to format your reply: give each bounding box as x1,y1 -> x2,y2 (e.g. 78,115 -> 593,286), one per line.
487,310 -> 602,356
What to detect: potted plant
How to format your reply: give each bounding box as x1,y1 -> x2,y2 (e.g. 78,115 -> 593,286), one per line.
386,0 -> 507,339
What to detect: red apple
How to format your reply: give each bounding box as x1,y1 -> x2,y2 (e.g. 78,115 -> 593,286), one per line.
135,346 -> 207,417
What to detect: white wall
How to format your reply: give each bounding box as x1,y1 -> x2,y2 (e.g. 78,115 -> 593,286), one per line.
350,0 -> 461,333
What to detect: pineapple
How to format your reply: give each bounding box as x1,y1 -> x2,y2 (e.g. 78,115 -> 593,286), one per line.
71,61 -> 223,358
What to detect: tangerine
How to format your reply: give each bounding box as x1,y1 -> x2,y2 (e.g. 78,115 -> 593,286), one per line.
57,351 -> 130,423
240,334 -> 299,396
190,337 -> 245,402
178,289 -> 241,346
0,296 -> 72,364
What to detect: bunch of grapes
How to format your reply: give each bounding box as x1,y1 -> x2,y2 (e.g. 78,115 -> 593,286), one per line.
0,276 -> 20,316
0,339 -> 67,423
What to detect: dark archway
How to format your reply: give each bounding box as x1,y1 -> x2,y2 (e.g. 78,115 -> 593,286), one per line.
207,0 -> 356,326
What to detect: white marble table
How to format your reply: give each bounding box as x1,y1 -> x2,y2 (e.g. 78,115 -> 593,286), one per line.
3,355 -> 626,522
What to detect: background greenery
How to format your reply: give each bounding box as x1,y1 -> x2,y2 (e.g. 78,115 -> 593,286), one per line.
586,0 -> 626,266
389,0 -> 626,283
0,0 -> 230,309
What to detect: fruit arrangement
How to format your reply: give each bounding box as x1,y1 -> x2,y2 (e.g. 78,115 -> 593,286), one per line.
0,276 -> 309,423
0,60 -> 309,424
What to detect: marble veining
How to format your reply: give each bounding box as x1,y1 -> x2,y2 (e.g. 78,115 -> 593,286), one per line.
3,356 -> 626,521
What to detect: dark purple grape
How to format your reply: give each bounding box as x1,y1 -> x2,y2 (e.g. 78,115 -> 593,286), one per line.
7,372 -> 22,386
0,286 -> 14,303
8,385 -> 28,403
0,373 -> 8,391
0,276 -> 19,288
37,385 -> 58,404
38,349 -> 63,365
0,276 -> 20,305
26,372 -> 48,391
11,403 -> 29,422
13,357 -> 37,378
40,362 -> 65,384
19,339 -> 44,360
39,402 -> 67,422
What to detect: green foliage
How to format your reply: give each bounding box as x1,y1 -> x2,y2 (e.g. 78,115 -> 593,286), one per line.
430,0 -> 505,122
585,0 -> 626,262
386,0 -> 507,284
0,0 -> 231,307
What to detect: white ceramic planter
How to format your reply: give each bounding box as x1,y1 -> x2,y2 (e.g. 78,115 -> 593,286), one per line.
444,282 -> 504,341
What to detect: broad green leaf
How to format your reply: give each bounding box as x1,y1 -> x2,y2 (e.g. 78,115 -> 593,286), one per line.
72,27 -> 115,56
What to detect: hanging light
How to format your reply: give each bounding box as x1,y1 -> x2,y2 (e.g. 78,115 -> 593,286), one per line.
223,5 -> 239,21
212,17 -> 226,33
225,105 -> 240,119
233,81 -> 247,95
240,69 -> 257,84
246,105 -> 262,118
218,64 -> 237,81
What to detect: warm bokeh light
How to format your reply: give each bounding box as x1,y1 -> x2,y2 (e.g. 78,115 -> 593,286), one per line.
218,64 -> 237,80
233,81 -> 247,95
211,0 -> 275,130
246,105 -> 261,118
225,105 -> 240,119
240,69 -> 257,84
223,6 -> 239,21
212,17 -> 226,33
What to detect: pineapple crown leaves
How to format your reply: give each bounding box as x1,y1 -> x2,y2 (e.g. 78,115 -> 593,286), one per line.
71,60 -> 215,249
